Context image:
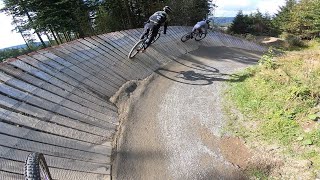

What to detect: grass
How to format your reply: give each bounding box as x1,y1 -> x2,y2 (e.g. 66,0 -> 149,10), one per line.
226,39 -> 320,178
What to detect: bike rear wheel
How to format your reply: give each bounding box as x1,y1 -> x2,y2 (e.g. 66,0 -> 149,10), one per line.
25,152 -> 52,180
195,33 -> 206,41
181,33 -> 191,42
128,40 -> 144,59
151,33 -> 161,44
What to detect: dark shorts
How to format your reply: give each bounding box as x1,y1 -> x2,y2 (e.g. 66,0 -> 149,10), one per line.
140,22 -> 160,40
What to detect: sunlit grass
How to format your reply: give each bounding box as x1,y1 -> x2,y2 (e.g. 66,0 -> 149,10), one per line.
226,41 -> 320,177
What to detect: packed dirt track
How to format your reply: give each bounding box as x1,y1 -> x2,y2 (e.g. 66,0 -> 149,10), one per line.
112,46 -> 263,180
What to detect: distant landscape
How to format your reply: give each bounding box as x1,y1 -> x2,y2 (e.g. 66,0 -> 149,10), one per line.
1,41 -> 45,50
211,17 -> 234,26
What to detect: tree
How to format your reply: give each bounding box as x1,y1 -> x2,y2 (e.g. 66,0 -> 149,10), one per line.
273,0 -> 297,34
287,0 -> 320,38
229,10 -> 277,36
1,0 -> 47,47
273,0 -> 320,39
229,11 -> 250,34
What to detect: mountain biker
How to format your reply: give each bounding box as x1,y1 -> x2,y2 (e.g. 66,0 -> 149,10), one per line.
191,19 -> 210,38
140,6 -> 172,50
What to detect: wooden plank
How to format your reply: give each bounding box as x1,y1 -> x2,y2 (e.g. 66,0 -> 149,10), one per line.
0,98 -> 114,141
0,134 -> 109,164
50,168 -> 111,180
5,59 -> 105,101
0,170 -> 24,180
31,53 -> 120,96
74,39 -> 140,80
0,72 -> 118,121
0,157 -> 111,180
0,64 -> 117,113
0,147 -> 111,175
0,106 -> 112,143
45,46 -> 125,88
79,38 -> 148,76
0,122 -> 111,155
61,42 -> 131,82
0,83 -> 118,127
85,37 -> 132,85
16,55 -> 109,99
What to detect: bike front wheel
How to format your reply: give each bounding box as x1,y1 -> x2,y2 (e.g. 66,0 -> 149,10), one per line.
181,33 -> 191,42
128,40 -> 144,59
25,152 -> 53,180
195,33 -> 206,41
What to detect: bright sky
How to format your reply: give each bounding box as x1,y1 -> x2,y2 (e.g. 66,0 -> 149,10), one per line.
0,1 -> 27,49
0,0 -> 286,49
214,0 -> 286,17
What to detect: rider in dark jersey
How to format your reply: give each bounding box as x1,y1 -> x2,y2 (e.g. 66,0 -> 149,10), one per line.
140,6 -> 172,50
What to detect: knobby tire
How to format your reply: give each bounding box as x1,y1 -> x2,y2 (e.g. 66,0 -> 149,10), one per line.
181,33 -> 191,42
24,152 -> 53,180
151,33 -> 161,44
195,33 -> 206,41
128,40 -> 144,59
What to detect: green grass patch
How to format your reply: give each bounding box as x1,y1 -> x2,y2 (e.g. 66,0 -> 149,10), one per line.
226,43 -> 320,176
227,40 -> 320,179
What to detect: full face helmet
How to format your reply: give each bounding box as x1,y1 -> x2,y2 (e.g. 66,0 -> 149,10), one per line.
163,6 -> 173,14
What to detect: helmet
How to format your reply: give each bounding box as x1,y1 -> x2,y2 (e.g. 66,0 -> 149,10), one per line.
206,19 -> 211,24
163,6 -> 172,13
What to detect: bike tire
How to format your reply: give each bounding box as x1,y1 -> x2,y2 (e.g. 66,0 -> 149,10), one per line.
151,33 -> 161,44
195,33 -> 206,41
128,40 -> 144,59
181,33 -> 191,42
25,152 -> 53,180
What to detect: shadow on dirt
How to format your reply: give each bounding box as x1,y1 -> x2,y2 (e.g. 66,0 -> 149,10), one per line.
155,46 -> 261,85
156,59 -> 250,86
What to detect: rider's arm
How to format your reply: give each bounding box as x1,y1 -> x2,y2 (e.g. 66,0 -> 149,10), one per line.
163,21 -> 168,34
204,24 -> 209,34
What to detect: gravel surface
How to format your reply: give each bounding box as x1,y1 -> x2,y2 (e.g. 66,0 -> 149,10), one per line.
112,46 -> 263,180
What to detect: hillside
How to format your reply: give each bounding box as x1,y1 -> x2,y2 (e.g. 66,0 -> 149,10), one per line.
211,17 -> 234,25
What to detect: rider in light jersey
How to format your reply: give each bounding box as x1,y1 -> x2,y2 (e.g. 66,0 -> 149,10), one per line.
191,19 -> 210,38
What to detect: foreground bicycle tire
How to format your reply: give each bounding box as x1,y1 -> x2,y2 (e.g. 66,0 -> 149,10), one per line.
181,33 -> 191,42
128,40 -> 144,59
195,33 -> 206,41
25,152 -> 53,180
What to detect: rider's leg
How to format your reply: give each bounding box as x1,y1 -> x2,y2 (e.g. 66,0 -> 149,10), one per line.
191,25 -> 200,38
145,25 -> 160,49
140,23 -> 151,40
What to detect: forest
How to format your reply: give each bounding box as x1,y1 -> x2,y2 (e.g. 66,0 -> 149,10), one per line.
1,0 -> 213,47
1,0 -> 320,61
229,0 -> 320,39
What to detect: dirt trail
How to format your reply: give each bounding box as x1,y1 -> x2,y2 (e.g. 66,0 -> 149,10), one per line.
112,46 -> 263,180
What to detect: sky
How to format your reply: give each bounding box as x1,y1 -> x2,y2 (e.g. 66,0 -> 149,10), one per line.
214,0 -> 286,17
0,0 -> 286,49
0,1 -> 27,49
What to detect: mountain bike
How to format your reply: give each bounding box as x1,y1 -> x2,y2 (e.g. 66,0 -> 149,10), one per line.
181,30 -> 207,42
128,29 -> 161,59
25,152 -> 53,180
